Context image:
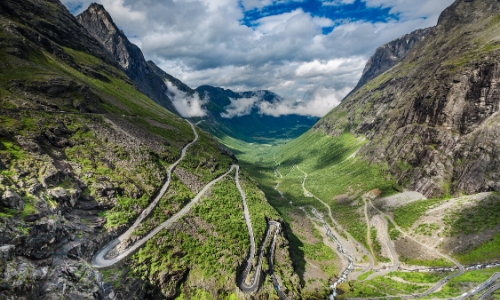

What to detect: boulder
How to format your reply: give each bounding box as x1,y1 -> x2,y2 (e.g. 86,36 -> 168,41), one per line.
49,187 -> 70,203
0,245 -> 15,261
1,190 -> 24,211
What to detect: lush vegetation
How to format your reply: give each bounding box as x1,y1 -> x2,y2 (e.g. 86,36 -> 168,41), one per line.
338,274 -> 429,298
426,267 -> 500,299
130,173 -> 286,298
455,232 -> 500,264
391,198 -> 447,230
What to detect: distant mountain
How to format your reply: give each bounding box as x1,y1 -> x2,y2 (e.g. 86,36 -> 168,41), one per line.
76,3 -> 179,114
350,27 -> 432,95
194,85 -> 319,143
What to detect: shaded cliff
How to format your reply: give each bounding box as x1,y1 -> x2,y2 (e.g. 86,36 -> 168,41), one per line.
315,0 -> 500,197
76,3 -> 179,114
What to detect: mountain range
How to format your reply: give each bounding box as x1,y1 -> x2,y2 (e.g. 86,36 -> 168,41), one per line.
1,0 -> 500,299
76,3 -> 316,143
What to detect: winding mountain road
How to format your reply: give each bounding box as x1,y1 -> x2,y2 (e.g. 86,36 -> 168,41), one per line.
453,272 -> 500,300
347,199 -> 466,299
364,214 -> 400,280
93,165 -> 235,268
366,197 -> 466,298
477,281 -> 500,299
235,166 -> 284,298
91,123 -> 284,296
92,120 -> 199,268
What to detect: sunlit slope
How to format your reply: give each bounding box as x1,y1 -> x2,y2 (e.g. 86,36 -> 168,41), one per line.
274,130 -> 397,200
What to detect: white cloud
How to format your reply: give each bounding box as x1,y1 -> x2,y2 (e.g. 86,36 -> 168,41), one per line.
165,81 -> 207,117
295,57 -> 366,79
220,97 -> 259,118
61,0 -> 455,118
322,0 -> 355,6
258,86 -> 351,117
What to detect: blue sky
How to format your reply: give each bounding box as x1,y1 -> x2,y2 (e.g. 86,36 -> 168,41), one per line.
241,0 -> 396,34
62,0 -> 455,117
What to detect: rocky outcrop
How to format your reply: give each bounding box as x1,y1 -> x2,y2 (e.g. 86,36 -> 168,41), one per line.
76,4 -> 179,114
0,0 -> 117,67
316,0 -> 500,197
350,27 -> 432,94
1,190 -> 24,211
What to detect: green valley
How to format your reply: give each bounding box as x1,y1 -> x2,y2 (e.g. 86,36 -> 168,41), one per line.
2,0 -> 500,299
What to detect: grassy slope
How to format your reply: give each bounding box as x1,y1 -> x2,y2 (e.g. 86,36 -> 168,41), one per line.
222,129 -> 397,247
0,15 -> 290,298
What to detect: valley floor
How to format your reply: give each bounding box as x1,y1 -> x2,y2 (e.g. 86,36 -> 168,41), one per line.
218,131 -> 500,299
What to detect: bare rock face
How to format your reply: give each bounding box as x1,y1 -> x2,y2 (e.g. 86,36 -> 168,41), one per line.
316,0 -> 500,197
1,190 -> 24,211
76,4 -> 180,114
0,0 -> 117,67
350,27 -> 432,94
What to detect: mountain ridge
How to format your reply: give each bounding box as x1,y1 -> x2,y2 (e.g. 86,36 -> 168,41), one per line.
350,27 -> 433,95
194,85 -> 319,143
0,0 -> 295,299
315,0 -> 500,197
76,3 -> 180,114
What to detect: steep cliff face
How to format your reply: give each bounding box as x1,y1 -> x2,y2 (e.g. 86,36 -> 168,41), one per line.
76,4 -> 179,114
350,27 -> 432,94
316,0 -> 500,197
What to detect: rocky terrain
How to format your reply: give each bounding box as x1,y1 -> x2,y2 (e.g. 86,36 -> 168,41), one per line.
76,4 -> 316,143
3,0 -> 500,299
315,0 -> 500,197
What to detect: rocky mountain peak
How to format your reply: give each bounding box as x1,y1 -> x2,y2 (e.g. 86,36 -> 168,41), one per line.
316,0 -> 500,197
350,27 -> 432,94
85,3 -> 120,35
77,4 -> 180,114
77,3 -> 134,70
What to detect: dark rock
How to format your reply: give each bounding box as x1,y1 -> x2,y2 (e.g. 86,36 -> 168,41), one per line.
76,4 -> 179,114
74,200 -> 99,210
0,281 -> 11,291
28,181 -> 42,195
1,190 -> 24,211
49,187 -> 69,201
0,245 -> 15,261
41,165 -> 67,188
24,214 -> 42,222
